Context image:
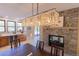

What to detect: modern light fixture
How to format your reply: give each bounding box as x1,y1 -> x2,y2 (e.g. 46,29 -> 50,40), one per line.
22,3 -> 63,27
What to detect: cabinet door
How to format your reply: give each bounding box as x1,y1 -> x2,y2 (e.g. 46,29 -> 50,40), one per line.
0,36 -> 9,47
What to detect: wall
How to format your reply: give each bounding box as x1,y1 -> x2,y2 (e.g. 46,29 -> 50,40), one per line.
24,25 -> 40,47
23,7 -> 79,55
24,26 -> 34,45
41,7 -> 79,55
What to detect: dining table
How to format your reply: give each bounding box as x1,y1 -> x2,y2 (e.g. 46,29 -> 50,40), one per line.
0,43 -> 50,56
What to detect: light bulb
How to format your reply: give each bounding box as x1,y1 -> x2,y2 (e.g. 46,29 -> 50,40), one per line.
38,21 -> 40,25
47,19 -> 50,23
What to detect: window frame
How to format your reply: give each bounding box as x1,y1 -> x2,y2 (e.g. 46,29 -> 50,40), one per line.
7,21 -> 16,32
0,20 -> 6,32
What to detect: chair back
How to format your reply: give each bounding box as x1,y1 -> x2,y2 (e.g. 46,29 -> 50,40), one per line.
9,36 -> 13,42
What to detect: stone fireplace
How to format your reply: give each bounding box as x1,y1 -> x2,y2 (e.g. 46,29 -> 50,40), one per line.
41,26 -> 77,55
48,35 -> 64,47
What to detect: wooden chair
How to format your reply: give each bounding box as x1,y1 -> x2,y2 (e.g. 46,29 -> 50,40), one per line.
13,35 -> 18,47
17,35 -> 21,46
9,36 -> 14,48
36,40 -> 44,51
51,45 -> 64,56
17,38 -> 21,46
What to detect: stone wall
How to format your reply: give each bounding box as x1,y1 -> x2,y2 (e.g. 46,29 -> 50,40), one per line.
42,7 -> 79,55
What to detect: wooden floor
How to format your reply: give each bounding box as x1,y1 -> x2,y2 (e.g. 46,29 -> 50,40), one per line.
0,43 -> 50,56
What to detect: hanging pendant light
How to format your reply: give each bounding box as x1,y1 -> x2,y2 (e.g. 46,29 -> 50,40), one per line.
22,4 -> 64,28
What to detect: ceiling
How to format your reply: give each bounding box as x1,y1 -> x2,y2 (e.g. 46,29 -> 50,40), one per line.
0,3 -> 79,20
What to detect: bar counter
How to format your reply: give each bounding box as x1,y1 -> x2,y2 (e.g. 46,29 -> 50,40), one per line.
0,33 -> 26,47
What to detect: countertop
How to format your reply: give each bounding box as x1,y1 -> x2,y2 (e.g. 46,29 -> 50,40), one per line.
0,33 -> 24,37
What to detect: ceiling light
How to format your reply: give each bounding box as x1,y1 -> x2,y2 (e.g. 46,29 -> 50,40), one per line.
22,4 -> 63,27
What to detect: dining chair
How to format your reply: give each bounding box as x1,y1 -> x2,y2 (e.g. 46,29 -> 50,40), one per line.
36,40 -> 44,51
51,45 -> 64,56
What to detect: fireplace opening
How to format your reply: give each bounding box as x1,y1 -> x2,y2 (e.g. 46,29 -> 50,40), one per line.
48,35 -> 64,47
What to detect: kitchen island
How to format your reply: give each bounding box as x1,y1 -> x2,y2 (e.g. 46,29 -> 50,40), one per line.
0,33 -> 26,47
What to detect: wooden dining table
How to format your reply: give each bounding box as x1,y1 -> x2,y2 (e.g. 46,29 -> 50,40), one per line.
0,43 -> 50,56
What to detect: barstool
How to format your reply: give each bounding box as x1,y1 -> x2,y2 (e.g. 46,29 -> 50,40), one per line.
13,35 -> 18,47
17,36 -> 21,46
9,36 -> 14,48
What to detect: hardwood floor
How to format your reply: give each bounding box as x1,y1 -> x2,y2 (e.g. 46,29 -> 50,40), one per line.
0,43 -> 50,56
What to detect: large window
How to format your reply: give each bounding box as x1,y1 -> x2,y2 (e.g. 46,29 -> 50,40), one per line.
0,20 -> 5,32
7,21 -> 16,32
34,26 -> 40,35
17,23 -> 23,32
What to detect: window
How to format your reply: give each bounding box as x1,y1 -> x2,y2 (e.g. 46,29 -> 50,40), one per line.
17,23 -> 23,32
0,20 -> 5,32
7,21 -> 16,32
34,26 -> 40,35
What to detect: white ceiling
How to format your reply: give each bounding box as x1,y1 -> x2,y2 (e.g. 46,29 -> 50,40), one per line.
0,3 -> 79,20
